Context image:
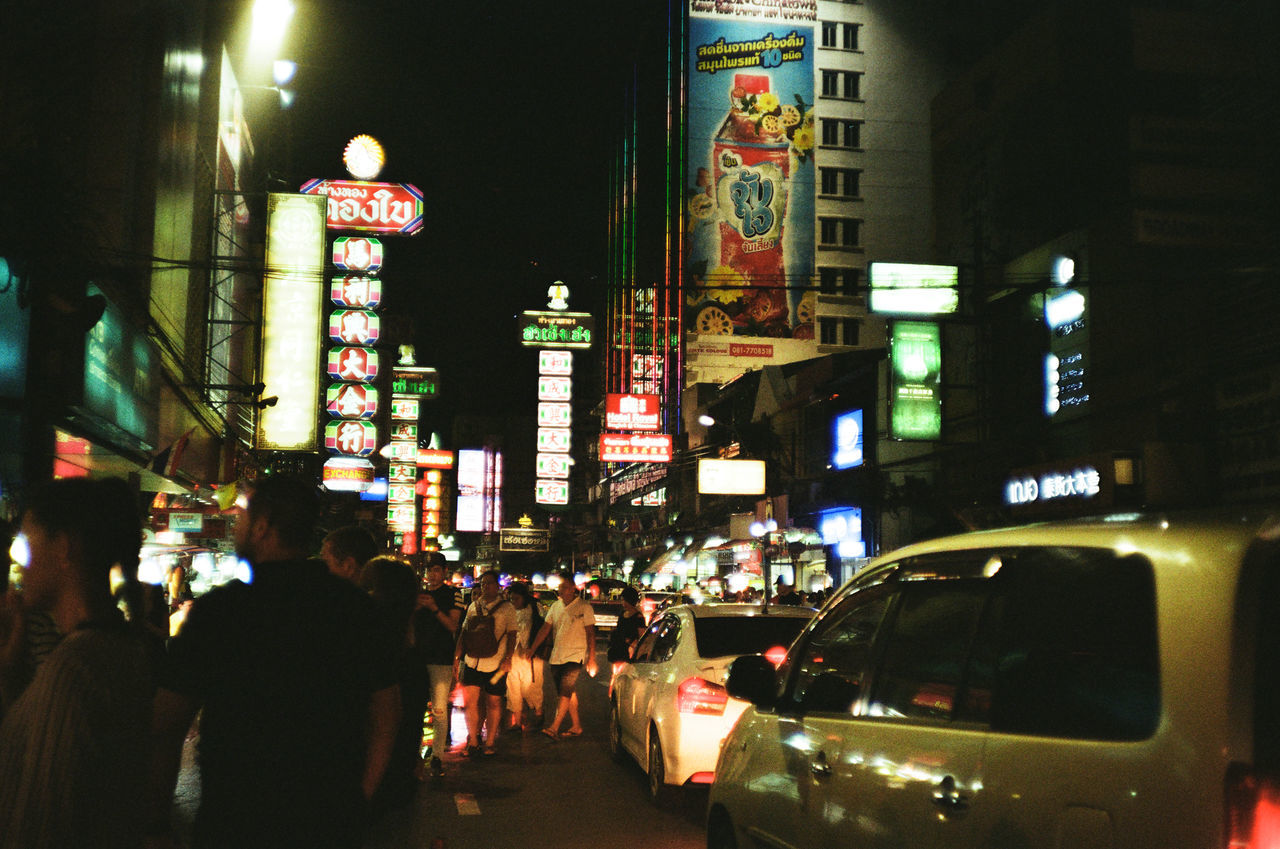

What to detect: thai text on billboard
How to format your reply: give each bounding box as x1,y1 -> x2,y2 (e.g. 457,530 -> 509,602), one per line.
685,4 -> 815,342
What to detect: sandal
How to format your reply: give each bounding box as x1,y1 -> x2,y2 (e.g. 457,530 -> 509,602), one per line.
560,728 -> 583,738
540,728 -> 559,740
482,747 -> 497,757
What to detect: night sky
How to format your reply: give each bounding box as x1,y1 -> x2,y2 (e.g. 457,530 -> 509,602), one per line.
276,1 -> 627,430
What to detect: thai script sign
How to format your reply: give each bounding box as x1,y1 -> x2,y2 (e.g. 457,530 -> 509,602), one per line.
300,179 -> 424,235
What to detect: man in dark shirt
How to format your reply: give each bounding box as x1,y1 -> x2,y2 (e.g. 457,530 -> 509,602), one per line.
408,552 -> 462,777
773,577 -> 807,606
146,477 -> 400,849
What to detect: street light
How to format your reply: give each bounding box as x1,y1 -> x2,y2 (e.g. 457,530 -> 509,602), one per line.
749,518 -> 778,604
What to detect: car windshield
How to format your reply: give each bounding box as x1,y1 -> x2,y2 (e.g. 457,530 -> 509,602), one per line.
692,614 -> 809,659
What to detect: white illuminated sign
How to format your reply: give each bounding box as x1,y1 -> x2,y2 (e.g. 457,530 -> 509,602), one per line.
258,193 -> 325,451
698,459 -> 766,495
1004,466 -> 1101,506
868,263 -> 960,316
539,350 -> 573,376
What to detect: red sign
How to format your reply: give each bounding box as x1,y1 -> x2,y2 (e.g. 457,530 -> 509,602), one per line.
605,393 -> 661,431
327,347 -> 379,382
330,276 -> 383,308
328,309 -> 381,345
417,449 -> 455,469
326,383 -> 379,418
599,433 -> 673,463
300,179 -> 424,235
331,237 -> 384,273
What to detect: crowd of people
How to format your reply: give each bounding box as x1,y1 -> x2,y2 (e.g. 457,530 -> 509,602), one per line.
0,474 -> 826,848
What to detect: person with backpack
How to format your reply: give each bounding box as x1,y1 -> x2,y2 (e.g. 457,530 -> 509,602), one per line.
454,571 -> 517,757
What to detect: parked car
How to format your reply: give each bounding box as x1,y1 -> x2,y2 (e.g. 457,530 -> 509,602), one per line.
589,598 -> 623,633
609,603 -> 815,804
708,510 -> 1280,849
639,591 -> 688,623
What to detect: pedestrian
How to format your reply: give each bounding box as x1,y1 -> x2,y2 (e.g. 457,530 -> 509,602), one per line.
454,570 -> 517,757
146,476 -> 401,849
528,571 -> 596,740
773,576 -> 806,605
360,555 -> 422,809
504,582 -> 546,732
607,585 -> 645,679
0,477 -> 155,849
321,525 -> 379,585
409,551 -> 463,778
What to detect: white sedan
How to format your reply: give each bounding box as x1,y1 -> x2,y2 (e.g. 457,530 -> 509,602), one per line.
608,603 -> 815,804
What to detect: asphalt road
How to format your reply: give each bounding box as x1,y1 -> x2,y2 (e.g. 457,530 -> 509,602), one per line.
172,649 -> 708,849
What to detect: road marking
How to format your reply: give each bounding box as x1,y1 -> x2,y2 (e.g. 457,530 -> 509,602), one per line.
454,793 -> 481,815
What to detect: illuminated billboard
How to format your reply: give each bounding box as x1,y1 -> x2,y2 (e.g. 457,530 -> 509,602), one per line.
685,3 -> 816,341
299,179 -> 424,235
868,263 -> 959,315
599,433 -> 674,463
605,393 -> 661,431
698,459 -> 766,495
831,409 -> 864,470
258,193 -> 325,451
519,311 -> 594,349
890,322 -> 942,441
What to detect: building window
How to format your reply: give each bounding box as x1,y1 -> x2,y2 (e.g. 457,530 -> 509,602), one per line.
819,217 -> 862,249
844,23 -> 861,51
819,318 -> 838,345
822,21 -> 838,47
821,70 -> 862,100
821,119 -> 862,149
842,319 -> 860,346
820,167 -> 861,199
819,266 -> 862,295
821,22 -> 861,51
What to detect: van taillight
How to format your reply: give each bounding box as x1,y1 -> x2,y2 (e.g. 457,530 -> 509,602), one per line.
1226,764 -> 1280,848
678,677 -> 728,715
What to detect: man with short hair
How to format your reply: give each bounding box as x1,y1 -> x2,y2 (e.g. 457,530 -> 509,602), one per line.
409,552 -> 462,777
147,477 -> 401,849
321,525 -> 378,584
528,572 -> 596,739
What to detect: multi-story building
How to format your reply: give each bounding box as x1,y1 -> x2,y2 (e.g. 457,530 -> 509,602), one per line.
597,0 -> 959,573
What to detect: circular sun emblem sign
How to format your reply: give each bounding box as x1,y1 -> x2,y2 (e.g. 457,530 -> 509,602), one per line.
343,134 -> 385,180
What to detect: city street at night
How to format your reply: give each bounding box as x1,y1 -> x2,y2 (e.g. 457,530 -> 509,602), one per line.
170,649 -> 705,849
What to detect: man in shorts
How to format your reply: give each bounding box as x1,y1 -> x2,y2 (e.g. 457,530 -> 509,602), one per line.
528,572 -> 596,739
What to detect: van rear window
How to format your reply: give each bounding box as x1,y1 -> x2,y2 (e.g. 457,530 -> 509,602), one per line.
973,548 -> 1161,741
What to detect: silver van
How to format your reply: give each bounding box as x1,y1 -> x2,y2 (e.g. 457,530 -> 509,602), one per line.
709,511 -> 1280,849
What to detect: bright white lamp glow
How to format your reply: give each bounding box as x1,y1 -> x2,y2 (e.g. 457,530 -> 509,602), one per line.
272,59 -> 296,86
249,0 -> 295,61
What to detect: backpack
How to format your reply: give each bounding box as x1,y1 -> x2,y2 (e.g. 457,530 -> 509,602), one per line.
528,603 -> 550,660
461,599 -> 508,659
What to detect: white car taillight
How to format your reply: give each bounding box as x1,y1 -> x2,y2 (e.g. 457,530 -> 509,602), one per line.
678,676 -> 728,715
1226,764 -> 1280,848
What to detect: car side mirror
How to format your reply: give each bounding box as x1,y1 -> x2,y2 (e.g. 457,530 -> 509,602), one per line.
726,654 -> 778,709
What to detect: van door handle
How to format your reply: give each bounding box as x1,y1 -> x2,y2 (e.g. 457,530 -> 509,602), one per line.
932,775 -> 969,815
810,751 -> 832,779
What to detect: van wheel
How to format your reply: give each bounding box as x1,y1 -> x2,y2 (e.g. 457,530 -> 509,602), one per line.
707,806 -> 738,849
647,727 -> 675,806
608,699 -> 626,763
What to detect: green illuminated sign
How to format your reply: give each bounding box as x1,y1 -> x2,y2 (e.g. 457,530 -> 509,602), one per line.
519,311 -> 594,349
391,368 -> 439,398
890,321 -> 942,441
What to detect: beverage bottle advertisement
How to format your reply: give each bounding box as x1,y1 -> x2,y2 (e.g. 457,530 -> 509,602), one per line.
685,15 -> 815,340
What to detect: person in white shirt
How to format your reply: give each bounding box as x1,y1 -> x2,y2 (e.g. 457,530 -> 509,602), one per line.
454,571 -> 517,756
528,572 -> 596,740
